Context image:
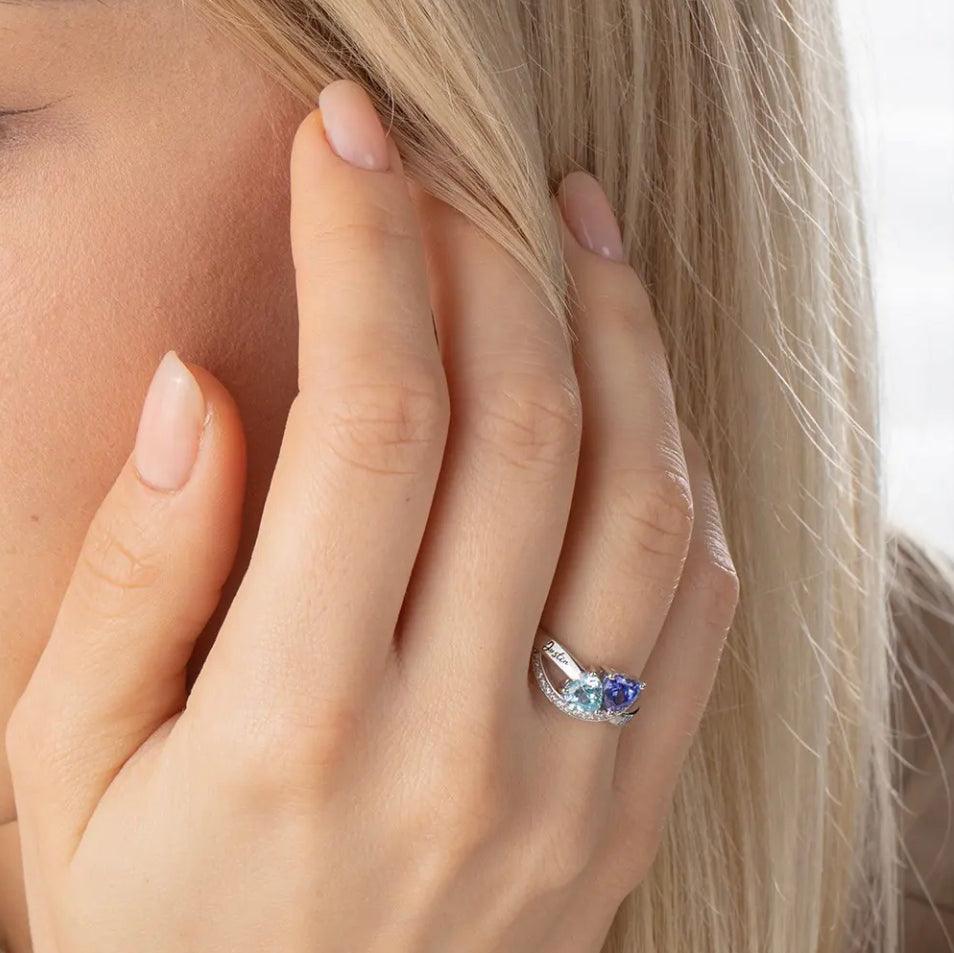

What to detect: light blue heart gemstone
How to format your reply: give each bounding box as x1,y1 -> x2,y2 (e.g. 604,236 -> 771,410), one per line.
562,672 -> 603,713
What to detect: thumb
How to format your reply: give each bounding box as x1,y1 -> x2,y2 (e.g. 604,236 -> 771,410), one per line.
7,351 -> 246,854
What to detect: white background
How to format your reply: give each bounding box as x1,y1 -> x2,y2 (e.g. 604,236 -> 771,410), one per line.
839,0 -> 954,555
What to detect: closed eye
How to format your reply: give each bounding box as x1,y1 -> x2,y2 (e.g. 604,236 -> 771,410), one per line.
0,103 -> 56,149
0,105 -> 53,117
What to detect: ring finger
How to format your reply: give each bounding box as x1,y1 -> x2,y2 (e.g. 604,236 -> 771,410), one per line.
536,173 -> 693,741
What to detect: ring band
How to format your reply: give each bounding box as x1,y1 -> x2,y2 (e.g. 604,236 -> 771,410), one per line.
531,635 -> 645,726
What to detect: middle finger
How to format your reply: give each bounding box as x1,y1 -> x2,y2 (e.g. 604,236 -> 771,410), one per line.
398,196 -> 582,698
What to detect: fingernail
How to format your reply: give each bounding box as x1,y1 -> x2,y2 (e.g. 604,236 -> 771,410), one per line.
557,172 -> 625,262
318,80 -> 391,172
134,352 -> 206,492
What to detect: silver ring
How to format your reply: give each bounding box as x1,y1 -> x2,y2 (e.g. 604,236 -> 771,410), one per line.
531,635 -> 645,726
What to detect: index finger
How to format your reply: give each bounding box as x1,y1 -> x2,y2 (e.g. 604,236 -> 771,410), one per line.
291,82 -> 440,393
193,81 -> 448,723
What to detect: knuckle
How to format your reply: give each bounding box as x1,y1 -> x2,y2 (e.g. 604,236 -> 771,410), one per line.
4,698 -> 37,777
678,424 -> 707,468
610,466 -> 694,566
312,362 -> 449,477
442,783 -> 508,857
306,201 -> 420,264
471,371 -> 582,474
408,791 -> 511,908
451,773 -> 508,840
597,836 -> 658,902
5,693 -> 66,785
531,812 -> 599,895
207,695 -> 363,804
75,504 -> 164,617
584,267 -> 654,331
429,733 -> 511,854
686,557 -> 741,628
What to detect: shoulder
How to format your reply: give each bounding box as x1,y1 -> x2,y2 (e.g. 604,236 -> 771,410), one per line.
891,535 -> 954,947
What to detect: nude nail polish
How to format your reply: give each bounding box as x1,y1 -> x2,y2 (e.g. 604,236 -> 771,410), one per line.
134,352 -> 206,492
318,80 -> 391,172
557,172 -> 626,262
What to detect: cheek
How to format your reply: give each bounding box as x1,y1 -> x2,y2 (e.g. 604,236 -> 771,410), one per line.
0,92 -> 302,819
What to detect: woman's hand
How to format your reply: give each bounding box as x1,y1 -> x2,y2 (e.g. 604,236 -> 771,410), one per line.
6,80 -> 738,953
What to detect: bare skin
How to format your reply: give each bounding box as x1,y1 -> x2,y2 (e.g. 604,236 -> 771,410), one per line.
0,0 -> 302,818
1,5 -> 738,951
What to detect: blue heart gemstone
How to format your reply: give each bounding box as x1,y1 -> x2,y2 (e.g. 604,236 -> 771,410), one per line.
601,674 -> 643,713
561,672 -> 603,713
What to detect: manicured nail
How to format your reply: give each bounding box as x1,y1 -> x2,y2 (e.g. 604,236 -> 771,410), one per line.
557,172 -> 625,262
318,80 -> 391,172
134,351 -> 206,492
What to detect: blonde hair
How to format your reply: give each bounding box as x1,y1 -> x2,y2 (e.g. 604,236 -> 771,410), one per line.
191,1 -> 897,949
